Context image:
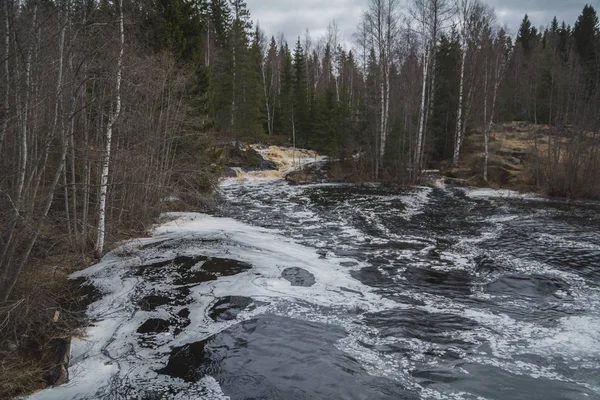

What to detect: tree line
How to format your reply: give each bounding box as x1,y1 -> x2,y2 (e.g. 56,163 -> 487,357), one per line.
1,0 -> 599,303
152,0 -> 598,189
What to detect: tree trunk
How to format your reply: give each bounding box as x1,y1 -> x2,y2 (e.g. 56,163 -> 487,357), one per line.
15,4 -> 38,206
95,0 -> 124,258
416,46 -> 429,174
485,61 -> 502,182
261,55 -> 272,135
453,45 -> 467,168
0,0 -> 10,153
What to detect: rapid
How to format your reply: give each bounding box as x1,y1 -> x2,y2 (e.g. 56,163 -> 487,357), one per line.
30,146 -> 600,400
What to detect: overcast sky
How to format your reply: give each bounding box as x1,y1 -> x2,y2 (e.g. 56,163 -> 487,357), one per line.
246,0 -> 591,49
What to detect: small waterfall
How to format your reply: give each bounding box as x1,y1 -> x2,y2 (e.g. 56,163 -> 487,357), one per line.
226,145 -> 325,183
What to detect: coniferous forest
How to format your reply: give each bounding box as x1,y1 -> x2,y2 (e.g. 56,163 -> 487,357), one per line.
0,1 -> 598,395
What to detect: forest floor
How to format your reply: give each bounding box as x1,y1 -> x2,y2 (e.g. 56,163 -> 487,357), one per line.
442,121 -> 542,192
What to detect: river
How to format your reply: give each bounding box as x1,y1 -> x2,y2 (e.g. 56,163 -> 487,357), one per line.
30,147 -> 600,400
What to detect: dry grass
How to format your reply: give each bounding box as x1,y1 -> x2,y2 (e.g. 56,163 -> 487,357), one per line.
0,221 -> 103,399
0,248 -> 94,398
447,121 -> 600,199
446,122 -> 539,190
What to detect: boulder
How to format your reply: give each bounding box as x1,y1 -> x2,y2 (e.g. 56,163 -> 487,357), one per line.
221,167 -> 238,178
285,162 -> 330,185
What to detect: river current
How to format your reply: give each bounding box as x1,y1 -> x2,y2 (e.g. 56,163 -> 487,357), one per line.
31,152 -> 600,400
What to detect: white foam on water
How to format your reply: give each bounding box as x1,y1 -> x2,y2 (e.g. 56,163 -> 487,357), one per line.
388,186 -> 433,220
28,212 -> 396,400
28,175 -> 600,400
464,188 -> 544,200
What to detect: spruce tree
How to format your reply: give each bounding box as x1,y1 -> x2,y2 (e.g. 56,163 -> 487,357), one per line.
293,38 -> 309,146
265,36 -> 279,135
277,43 -> 294,138
573,5 -> 599,65
517,14 -> 533,54
430,33 -> 461,161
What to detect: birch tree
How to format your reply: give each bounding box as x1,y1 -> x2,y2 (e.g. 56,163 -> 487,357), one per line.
361,0 -> 400,178
95,0 -> 124,257
483,28 -> 510,181
411,0 -> 455,172
453,0 -> 493,167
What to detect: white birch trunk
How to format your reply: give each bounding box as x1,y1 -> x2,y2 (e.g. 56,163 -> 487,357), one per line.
260,56 -> 272,135
206,20 -> 211,67
15,4 -> 38,206
231,30 -> 236,132
382,61 -> 390,158
379,64 -> 386,158
0,0 -> 10,153
95,0 -> 124,257
484,61 -> 501,182
416,47 -> 429,173
453,43 -> 467,168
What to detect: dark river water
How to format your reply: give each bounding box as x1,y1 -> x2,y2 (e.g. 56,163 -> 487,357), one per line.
30,178 -> 600,400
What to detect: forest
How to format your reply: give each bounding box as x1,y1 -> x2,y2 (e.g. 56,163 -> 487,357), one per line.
0,0 -> 598,396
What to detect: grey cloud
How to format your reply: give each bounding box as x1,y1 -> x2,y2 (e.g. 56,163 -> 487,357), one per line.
246,0 -> 592,49
487,0 -> 589,33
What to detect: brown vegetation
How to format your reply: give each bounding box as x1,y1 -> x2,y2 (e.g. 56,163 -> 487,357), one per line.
443,122 -> 600,199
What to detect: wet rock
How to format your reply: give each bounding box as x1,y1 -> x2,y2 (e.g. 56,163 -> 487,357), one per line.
137,288 -> 190,311
281,267 -> 316,287
285,161 -> 330,185
172,269 -> 217,286
157,339 -> 211,382
137,319 -> 170,334
221,167 -> 238,178
177,308 -> 190,318
257,159 -> 279,171
138,295 -> 172,311
209,296 -> 254,322
202,257 -> 252,276
136,256 -> 207,276
136,256 -> 251,286
173,308 -> 192,335
226,146 -> 279,172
